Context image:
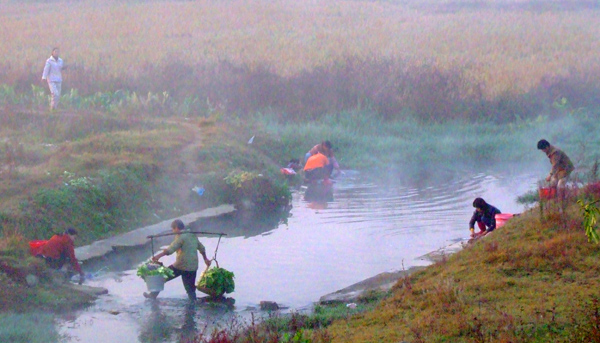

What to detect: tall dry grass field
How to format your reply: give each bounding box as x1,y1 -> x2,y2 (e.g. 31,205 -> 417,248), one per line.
2,0 -> 600,118
3,1 -> 599,88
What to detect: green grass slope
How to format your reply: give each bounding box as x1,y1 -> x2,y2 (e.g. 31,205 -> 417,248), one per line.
327,189 -> 600,343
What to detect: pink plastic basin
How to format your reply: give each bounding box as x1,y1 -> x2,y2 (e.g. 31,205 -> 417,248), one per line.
495,213 -> 514,228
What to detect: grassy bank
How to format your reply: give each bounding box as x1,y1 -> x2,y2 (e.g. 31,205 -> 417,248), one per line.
247,108 -> 600,180
0,313 -> 60,343
324,186 -> 600,342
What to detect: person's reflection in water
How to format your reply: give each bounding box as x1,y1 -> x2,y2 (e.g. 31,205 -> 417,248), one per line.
139,301 -> 174,343
304,181 -> 333,209
307,201 -> 328,210
179,302 -> 198,342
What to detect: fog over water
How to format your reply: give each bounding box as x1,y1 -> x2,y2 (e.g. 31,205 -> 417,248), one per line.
58,163 -> 545,342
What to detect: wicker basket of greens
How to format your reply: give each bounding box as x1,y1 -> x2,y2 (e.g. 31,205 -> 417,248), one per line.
196,260 -> 235,298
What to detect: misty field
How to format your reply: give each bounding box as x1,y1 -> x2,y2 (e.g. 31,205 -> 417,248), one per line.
2,0 -> 600,121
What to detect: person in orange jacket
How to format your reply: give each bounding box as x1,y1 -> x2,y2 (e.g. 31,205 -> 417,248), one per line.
304,141 -> 342,177
303,151 -> 331,182
36,227 -> 85,284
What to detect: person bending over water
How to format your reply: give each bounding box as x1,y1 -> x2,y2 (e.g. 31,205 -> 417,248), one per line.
469,198 -> 501,239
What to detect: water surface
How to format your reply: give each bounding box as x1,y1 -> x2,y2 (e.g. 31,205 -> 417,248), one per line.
58,167 -> 539,342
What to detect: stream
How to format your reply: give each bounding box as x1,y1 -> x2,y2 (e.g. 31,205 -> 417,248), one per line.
56,165 -> 541,342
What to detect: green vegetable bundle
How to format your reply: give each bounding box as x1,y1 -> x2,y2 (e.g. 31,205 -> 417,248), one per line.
136,262 -> 175,279
197,267 -> 235,297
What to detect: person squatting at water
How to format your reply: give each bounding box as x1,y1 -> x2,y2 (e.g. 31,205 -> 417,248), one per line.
304,140 -> 342,177
469,198 -> 502,239
537,139 -> 574,199
145,219 -> 211,300
41,47 -> 66,111
35,227 -> 85,284
303,150 -> 332,183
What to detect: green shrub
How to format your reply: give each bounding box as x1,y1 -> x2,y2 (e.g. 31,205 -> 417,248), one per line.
17,164 -> 156,243
223,170 -> 291,214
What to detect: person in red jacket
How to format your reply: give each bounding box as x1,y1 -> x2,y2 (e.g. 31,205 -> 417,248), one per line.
36,227 -> 85,284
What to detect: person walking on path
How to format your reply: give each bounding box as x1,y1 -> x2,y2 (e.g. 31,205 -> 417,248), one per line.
35,227 -> 85,284
41,47 -> 65,111
145,219 -> 211,300
537,139 -> 574,198
469,198 -> 502,238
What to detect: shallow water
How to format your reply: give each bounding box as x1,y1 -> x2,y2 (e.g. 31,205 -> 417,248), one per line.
57,167 -> 540,342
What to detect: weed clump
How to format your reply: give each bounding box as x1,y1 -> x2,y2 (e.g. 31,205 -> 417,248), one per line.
222,171 -> 291,214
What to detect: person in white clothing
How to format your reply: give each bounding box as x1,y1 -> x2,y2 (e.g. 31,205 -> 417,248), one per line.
41,48 -> 65,111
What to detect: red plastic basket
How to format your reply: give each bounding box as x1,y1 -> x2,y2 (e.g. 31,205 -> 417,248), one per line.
495,213 -> 514,228
29,240 -> 48,256
539,187 -> 556,200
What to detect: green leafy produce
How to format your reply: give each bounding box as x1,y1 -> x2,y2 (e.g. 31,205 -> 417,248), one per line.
136,262 -> 175,279
197,267 -> 235,296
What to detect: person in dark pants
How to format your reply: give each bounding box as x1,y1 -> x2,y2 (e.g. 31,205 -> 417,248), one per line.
36,227 -> 85,284
145,219 -> 211,300
469,198 -> 501,238
537,139 -> 574,200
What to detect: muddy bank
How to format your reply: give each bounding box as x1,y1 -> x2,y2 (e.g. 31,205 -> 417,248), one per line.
319,239 -> 469,304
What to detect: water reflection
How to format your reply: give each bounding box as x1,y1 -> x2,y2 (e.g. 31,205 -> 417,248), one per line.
180,303 -> 197,342
138,298 -> 236,343
139,301 -> 175,343
303,182 -> 334,203
84,209 -> 292,274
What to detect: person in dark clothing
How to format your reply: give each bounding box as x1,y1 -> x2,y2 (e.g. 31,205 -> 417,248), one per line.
36,227 -> 85,284
469,198 -> 501,238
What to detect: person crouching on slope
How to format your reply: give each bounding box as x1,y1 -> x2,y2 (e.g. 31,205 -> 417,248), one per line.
469,198 -> 501,239
35,227 -> 85,284
304,151 -> 331,183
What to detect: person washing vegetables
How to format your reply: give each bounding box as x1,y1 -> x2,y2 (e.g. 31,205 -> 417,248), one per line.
469,198 -> 501,239
145,219 -> 211,300
35,227 -> 85,284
